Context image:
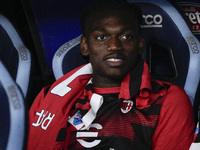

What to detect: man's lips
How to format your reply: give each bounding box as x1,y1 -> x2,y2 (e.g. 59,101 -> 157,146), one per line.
107,58 -> 122,62
106,58 -> 124,67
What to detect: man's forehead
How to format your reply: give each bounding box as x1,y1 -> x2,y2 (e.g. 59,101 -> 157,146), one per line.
89,13 -> 138,29
91,9 -> 136,19
84,10 -> 140,36
91,26 -> 137,33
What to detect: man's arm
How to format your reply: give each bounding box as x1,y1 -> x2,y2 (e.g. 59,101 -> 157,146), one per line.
152,85 -> 194,150
27,86 -> 51,150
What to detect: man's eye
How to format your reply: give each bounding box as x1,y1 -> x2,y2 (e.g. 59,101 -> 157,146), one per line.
97,35 -> 106,40
121,35 -> 133,40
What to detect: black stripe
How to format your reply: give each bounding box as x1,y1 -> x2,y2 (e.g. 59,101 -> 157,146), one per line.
85,83 -> 93,91
76,97 -> 90,116
44,86 -> 51,96
129,60 -> 144,98
163,83 -> 170,90
151,81 -> 163,92
76,97 -> 89,105
194,131 -> 200,142
56,128 -> 67,142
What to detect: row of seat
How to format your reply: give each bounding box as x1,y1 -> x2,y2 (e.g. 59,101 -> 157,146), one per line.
0,14 -> 30,150
0,0 -> 200,149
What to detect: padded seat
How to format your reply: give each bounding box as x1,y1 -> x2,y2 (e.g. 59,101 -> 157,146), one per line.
0,14 -> 31,98
0,14 -> 31,150
0,61 -> 26,150
129,0 -> 200,106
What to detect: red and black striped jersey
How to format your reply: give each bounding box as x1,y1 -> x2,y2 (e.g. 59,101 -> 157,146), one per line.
27,60 -> 194,150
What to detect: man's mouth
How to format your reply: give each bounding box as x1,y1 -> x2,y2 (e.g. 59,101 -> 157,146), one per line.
106,58 -> 124,67
107,58 -> 122,62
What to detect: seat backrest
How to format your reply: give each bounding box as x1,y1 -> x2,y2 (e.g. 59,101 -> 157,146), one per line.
52,35 -> 84,78
0,61 -> 26,150
52,0 -> 200,106
0,14 -> 31,98
129,0 -> 200,105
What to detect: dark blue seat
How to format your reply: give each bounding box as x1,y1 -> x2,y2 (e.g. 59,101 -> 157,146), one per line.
0,61 -> 26,150
130,0 -> 200,106
0,14 -> 31,150
0,14 -> 31,98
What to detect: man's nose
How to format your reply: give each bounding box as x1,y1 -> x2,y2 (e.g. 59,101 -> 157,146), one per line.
107,37 -> 122,51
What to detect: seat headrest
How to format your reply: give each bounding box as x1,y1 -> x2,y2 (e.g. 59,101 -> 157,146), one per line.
0,61 -> 26,150
53,35 -> 85,78
131,0 -> 200,105
0,14 -> 31,97
129,0 -> 193,85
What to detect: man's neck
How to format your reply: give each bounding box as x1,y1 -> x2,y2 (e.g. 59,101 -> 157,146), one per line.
92,76 -> 123,88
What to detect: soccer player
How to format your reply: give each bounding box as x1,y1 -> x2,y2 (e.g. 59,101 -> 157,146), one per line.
27,0 -> 194,149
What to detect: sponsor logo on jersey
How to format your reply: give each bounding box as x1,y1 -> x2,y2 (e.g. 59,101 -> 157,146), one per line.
178,2 -> 200,34
121,100 -> 133,113
76,123 -> 102,148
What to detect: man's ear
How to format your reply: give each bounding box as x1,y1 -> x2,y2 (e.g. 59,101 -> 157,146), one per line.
80,36 -> 89,56
138,36 -> 144,54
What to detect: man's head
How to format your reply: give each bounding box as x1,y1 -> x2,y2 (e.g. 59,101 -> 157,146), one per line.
80,0 -> 144,87
80,0 -> 143,37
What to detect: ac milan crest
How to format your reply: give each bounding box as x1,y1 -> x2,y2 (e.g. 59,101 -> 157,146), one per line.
121,100 -> 134,113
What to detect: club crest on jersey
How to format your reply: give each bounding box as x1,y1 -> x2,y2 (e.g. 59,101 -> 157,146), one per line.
121,100 -> 133,113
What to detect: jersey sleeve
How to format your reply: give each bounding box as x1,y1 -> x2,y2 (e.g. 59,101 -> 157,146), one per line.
27,86 -> 51,150
28,86 -> 50,115
152,85 -> 194,150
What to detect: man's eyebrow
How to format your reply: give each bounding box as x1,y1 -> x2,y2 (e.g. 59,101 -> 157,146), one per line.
91,28 -> 107,33
121,27 -> 136,32
90,27 -> 136,34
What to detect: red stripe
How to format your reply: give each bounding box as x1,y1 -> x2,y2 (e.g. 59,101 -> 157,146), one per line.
119,73 -> 131,100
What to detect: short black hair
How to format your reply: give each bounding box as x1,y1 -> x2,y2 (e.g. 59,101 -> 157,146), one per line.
79,0 -> 143,36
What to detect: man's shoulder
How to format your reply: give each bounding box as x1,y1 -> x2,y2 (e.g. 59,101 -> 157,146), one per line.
153,80 -> 192,108
151,80 -> 190,103
152,80 -> 185,92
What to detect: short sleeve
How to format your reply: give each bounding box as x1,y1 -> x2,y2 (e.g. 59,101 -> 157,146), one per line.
152,85 -> 194,150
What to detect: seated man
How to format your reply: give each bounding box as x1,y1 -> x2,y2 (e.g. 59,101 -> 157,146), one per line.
27,0 -> 194,149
